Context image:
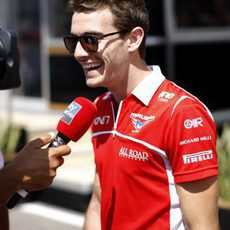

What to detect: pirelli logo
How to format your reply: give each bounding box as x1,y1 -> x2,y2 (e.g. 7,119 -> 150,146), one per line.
183,150 -> 213,164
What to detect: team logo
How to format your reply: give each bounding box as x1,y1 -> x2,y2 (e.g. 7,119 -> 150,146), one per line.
130,113 -> 155,132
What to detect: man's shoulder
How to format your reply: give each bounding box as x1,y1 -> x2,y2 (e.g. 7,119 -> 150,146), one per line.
159,79 -> 203,104
94,91 -> 113,105
152,79 -> 212,116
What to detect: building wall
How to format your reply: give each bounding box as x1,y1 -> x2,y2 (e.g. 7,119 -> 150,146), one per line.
0,0 -> 229,118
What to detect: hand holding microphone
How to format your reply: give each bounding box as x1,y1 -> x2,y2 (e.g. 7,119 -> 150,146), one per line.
6,97 -> 97,209
3,132 -> 70,206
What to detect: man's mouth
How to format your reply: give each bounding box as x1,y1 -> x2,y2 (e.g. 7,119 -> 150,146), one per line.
82,63 -> 103,72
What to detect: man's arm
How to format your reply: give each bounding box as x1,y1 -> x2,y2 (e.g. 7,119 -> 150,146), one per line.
83,171 -> 101,230
176,176 -> 219,230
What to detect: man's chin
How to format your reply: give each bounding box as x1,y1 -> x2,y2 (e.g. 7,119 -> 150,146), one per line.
86,80 -> 101,89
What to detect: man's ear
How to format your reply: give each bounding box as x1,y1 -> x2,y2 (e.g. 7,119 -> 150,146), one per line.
127,27 -> 144,53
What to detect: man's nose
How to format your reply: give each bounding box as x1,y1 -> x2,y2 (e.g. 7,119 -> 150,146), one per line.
74,41 -> 89,58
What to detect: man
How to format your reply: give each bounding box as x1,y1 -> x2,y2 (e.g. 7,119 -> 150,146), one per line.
64,0 -> 219,229
0,133 -> 71,229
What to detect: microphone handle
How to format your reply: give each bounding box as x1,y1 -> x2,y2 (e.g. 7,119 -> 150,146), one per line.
7,133 -> 70,209
7,190 -> 28,209
48,132 -> 70,147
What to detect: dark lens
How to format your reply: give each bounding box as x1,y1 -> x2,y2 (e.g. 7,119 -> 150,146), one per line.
80,35 -> 98,52
64,36 -> 78,54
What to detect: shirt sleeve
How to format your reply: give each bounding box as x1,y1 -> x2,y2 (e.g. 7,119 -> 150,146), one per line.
166,98 -> 218,183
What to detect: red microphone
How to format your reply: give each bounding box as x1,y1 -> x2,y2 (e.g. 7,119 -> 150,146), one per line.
7,97 -> 97,209
48,97 -> 97,147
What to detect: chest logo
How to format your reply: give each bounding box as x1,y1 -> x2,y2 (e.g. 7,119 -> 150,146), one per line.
158,91 -> 175,102
119,147 -> 149,161
94,115 -> 110,125
130,113 -> 155,132
184,117 -> 203,129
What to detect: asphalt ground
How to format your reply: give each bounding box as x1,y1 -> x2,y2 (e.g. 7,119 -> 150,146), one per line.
9,202 -> 84,230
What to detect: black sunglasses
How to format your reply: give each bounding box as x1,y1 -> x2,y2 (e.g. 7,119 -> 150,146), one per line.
63,31 -> 124,54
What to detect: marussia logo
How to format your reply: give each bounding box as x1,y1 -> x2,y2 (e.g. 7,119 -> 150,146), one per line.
130,113 -> 155,132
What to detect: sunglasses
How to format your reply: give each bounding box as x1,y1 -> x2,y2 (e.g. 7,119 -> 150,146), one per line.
63,31 -> 124,54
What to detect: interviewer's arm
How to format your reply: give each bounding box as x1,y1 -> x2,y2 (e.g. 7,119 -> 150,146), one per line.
0,133 -> 71,205
83,171 -> 101,230
0,203 -> 9,230
176,176 -> 219,230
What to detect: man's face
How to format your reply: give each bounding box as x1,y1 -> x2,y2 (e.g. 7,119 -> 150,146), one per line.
70,8 -> 129,90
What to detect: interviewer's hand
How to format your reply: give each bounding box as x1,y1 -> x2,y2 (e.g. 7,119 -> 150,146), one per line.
6,133 -> 71,192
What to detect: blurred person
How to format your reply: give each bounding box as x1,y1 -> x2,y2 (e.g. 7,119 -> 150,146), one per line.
0,133 -> 71,230
64,0 -> 219,229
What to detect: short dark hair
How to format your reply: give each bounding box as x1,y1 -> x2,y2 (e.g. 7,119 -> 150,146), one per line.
67,0 -> 150,59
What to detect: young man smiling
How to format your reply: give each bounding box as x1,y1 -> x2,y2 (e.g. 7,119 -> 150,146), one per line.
65,0 -> 219,229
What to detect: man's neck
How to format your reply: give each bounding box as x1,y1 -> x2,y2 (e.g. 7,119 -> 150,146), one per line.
110,61 -> 151,103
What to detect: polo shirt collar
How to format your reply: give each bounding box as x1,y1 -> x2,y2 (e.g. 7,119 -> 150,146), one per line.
131,65 -> 165,106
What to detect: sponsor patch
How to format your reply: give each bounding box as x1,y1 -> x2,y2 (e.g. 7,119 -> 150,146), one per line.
60,101 -> 82,124
184,117 -> 203,129
183,150 -> 213,164
94,115 -> 110,125
119,147 -> 149,161
180,136 -> 212,146
158,91 -> 175,102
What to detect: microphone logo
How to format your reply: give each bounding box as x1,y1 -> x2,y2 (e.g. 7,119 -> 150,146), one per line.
60,101 -> 82,124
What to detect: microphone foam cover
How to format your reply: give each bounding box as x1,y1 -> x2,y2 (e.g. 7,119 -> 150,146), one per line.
57,97 -> 97,142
